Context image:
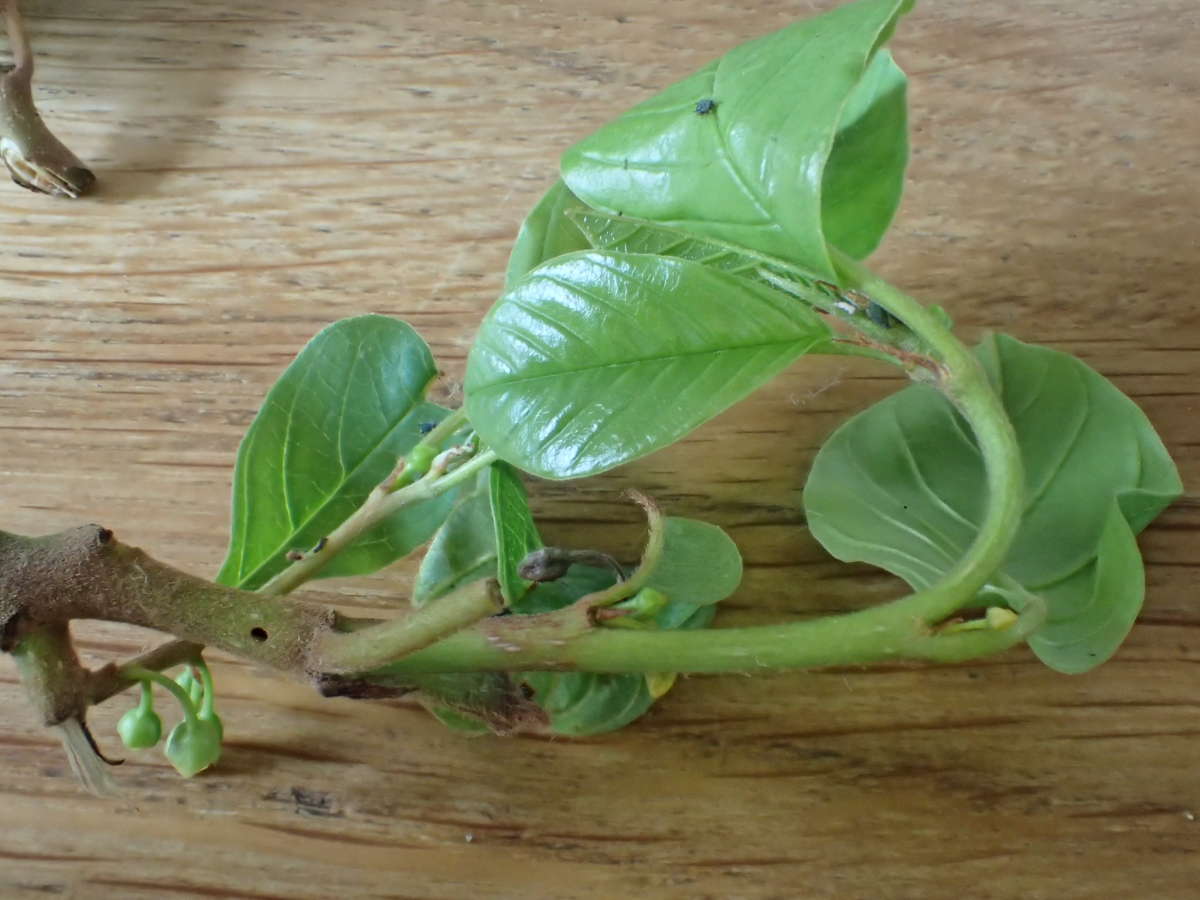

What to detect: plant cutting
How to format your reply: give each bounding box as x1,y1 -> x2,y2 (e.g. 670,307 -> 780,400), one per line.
0,0 -> 1181,790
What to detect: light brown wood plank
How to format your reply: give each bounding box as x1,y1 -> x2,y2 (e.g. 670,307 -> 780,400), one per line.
1,0 -> 1197,896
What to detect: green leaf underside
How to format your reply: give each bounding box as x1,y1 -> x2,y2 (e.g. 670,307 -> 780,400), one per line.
490,463 -> 543,604
803,333 -> 1182,672
560,0 -> 911,279
465,251 -> 832,479
217,315 -> 456,590
412,470 -> 496,609
644,518 -> 743,609
505,179 -> 592,290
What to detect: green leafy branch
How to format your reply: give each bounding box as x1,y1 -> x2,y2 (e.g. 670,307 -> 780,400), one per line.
0,0 -> 1181,786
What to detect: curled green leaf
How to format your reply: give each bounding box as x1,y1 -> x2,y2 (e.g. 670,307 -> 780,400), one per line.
804,333 -> 1181,672
560,0 -> 912,277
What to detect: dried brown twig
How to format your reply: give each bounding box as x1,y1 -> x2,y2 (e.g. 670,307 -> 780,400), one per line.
0,0 -> 94,197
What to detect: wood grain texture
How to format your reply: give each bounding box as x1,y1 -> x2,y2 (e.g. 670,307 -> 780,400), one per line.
1,0 -> 1197,896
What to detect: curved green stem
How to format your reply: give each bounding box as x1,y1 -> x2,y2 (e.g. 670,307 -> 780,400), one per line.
368,259 -> 1028,676
123,665 -> 199,727
192,657 -> 217,719
832,250 -> 1025,624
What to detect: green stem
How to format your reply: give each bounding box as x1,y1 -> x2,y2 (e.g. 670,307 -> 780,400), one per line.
123,665 -> 199,727
319,579 -> 505,673
367,259 -> 1028,676
193,656 -> 217,718
832,250 -> 1025,624
136,679 -> 154,714
370,588 -> 1046,675
260,447 -> 497,596
411,407 -> 469,462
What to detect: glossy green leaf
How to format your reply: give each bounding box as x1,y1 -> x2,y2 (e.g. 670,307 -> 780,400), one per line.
217,315 -> 457,590
490,463 -> 543,604
804,333 -> 1182,672
567,207 -> 910,360
819,49 -> 908,259
505,179 -> 591,290
560,0 -> 911,278
643,518 -> 743,609
466,251 -> 831,479
411,470 -> 496,608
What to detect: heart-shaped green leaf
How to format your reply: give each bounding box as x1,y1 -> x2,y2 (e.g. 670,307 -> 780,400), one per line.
560,0 -> 911,278
466,251 -> 831,479
217,315 -> 457,589
803,333 -> 1181,672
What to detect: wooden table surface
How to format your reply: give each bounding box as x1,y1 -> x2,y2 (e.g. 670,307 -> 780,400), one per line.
1,1 -> 1197,897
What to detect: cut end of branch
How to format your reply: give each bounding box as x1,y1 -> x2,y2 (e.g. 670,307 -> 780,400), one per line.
53,717 -> 118,796
0,134 -> 95,198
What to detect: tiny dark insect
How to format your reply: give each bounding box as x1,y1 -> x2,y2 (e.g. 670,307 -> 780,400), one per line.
417,421 -> 437,434
866,301 -> 900,329
311,537 -> 328,553
694,98 -> 717,115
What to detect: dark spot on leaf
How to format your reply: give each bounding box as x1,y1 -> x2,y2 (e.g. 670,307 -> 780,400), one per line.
694,98 -> 717,115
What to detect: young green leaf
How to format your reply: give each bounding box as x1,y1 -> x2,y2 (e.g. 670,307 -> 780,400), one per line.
642,517 -> 743,610
560,0 -> 911,279
217,315 -> 458,590
803,333 -> 1181,672
505,179 -> 592,290
411,469 -> 497,608
490,463 -> 543,604
466,251 -> 832,479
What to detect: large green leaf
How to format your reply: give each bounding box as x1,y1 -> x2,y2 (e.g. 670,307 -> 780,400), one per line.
803,333 -> 1182,672
560,0 -> 911,279
466,251 -> 831,479
505,179 -> 592,290
217,316 -> 458,589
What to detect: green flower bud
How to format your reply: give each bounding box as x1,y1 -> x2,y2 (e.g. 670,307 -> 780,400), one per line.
117,680 -> 163,750
605,587 -> 671,628
117,705 -> 163,750
163,718 -> 222,778
200,710 -> 224,743
405,443 -> 438,478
